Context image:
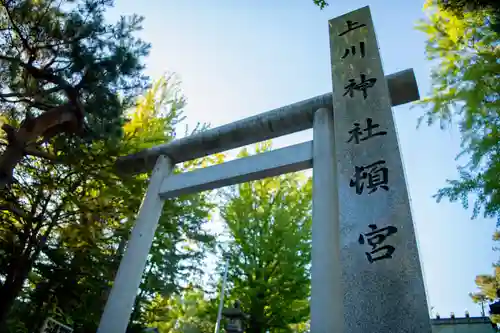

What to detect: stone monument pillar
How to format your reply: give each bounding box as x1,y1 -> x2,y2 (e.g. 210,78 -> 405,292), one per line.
328,6 -> 432,333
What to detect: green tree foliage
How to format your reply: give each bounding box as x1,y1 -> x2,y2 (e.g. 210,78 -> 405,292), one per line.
470,231 -> 500,323
143,286 -> 217,333
288,322 -> 310,333
438,0 -> 500,13
0,0 -> 150,189
218,142 -> 312,333
437,0 -> 500,32
312,0 -> 329,10
0,75 -> 221,332
415,0 -> 500,222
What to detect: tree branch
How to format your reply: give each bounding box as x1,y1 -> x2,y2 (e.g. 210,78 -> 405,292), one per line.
0,0 -> 36,64
24,146 -> 58,162
0,203 -> 26,219
0,55 -> 84,124
0,86 -> 63,99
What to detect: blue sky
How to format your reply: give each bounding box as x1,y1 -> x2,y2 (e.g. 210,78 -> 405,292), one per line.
109,0 -> 497,318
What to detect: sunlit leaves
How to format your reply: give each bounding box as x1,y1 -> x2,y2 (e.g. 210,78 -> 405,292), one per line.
217,141 -> 312,332
418,2 -> 500,312
470,233 -> 500,322
143,288 -> 216,333
0,74 -> 221,332
123,73 -> 186,153
416,0 -> 500,222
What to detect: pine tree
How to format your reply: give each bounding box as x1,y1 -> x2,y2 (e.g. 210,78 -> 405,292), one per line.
0,0 -> 150,189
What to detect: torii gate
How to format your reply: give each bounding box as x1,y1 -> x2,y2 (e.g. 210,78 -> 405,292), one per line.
97,6 -> 431,333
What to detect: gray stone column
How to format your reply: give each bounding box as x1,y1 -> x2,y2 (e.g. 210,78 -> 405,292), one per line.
328,6 -> 431,333
311,108 -> 343,333
97,155 -> 173,333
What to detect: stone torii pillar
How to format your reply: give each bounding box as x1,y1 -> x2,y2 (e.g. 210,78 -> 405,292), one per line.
97,8 -> 425,333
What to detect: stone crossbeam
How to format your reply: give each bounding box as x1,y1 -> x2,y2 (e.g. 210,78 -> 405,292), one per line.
159,141 -> 313,199
116,68 -> 418,175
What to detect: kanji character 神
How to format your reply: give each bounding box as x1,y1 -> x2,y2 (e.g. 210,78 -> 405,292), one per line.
343,73 -> 377,100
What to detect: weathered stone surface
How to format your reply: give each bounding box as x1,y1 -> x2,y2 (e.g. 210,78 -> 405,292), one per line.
159,141 -> 313,199
116,69 -> 418,175
329,6 -> 431,333
310,108 -> 343,333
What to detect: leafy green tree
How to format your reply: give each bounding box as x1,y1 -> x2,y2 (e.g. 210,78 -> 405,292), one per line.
143,286 -> 217,333
438,0 -> 500,12
436,0 -> 500,32
289,322 -> 310,333
118,76 -> 222,331
0,75 -> 221,332
218,142 -> 312,333
0,146 -> 104,328
417,0 -> 500,325
470,231 -> 500,323
0,0 -> 150,189
415,0 -> 500,222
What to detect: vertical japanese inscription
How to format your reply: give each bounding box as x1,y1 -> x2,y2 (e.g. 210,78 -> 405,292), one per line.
329,7 -> 431,333
337,18 -> 396,261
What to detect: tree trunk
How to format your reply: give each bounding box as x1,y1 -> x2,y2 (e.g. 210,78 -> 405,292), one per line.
0,222 -> 54,329
0,257 -> 32,332
0,142 -> 25,190
27,282 -> 54,333
248,318 -> 266,333
248,301 -> 266,333
0,103 -> 80,189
